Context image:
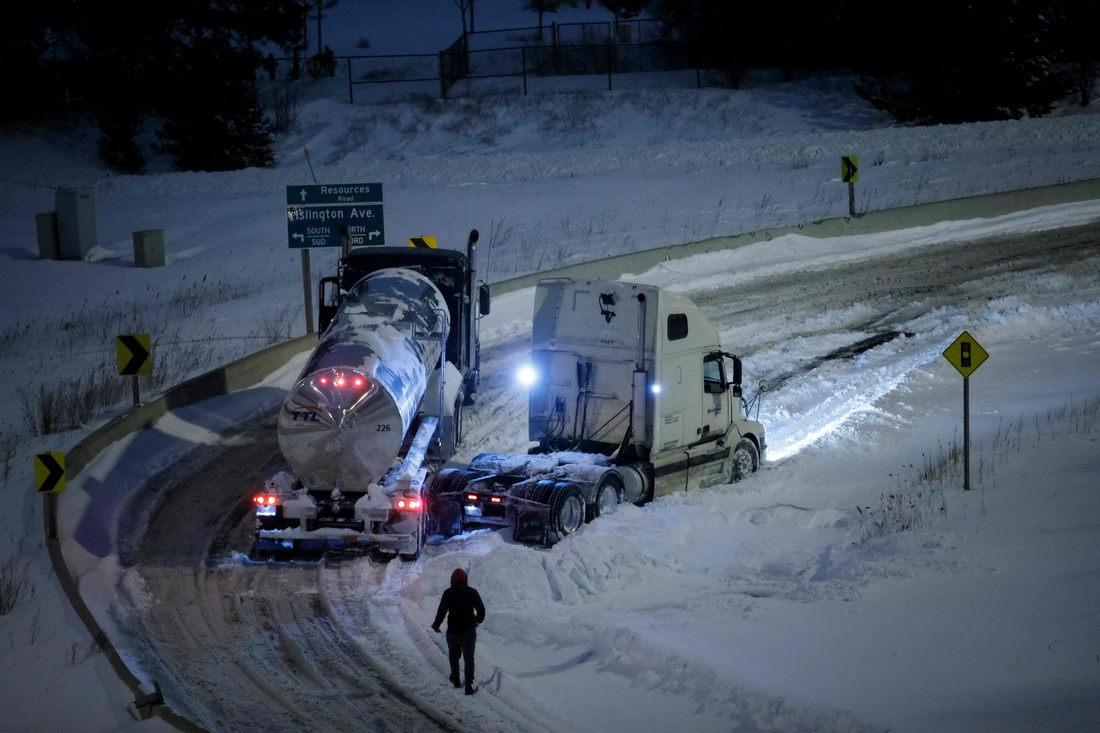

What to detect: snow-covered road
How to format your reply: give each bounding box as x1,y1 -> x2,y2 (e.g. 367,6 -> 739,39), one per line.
111,219 -> 1100,732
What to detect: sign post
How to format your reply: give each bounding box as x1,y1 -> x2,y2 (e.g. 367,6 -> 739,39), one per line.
36,451 -> 66,539
942,330 -> 990,491
841,156 -> 859,216
287,182 -> 385,335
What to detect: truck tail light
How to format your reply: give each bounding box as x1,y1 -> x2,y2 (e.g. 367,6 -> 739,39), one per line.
254,494 -> 279,517
396,499 -> 422,511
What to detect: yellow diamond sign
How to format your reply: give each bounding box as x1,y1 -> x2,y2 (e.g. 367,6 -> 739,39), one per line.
943,330 -> 989,378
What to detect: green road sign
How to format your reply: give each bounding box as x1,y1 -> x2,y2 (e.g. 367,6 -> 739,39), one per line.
286,183 -> 385,248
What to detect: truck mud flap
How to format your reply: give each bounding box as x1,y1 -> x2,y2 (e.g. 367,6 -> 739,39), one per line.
506,497 -> 552,544
427,491 -> 465,537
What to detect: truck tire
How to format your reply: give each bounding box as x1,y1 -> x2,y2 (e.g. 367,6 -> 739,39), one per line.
428,469 -> 472,537
730,438 -> 759,482
546,482 -> 585,541
588,473 -> 623,522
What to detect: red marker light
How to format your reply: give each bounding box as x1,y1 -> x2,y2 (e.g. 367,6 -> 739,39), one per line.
267,496 -> 276,505
467,494 -> 478,501
491,496 -> 502,503
354,378 -> 364,387
319,377 -> 328,385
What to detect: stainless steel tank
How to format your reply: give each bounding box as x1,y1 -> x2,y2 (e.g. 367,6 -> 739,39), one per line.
277,268 -> 450,491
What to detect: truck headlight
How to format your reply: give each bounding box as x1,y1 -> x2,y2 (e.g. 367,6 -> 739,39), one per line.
516,365 -> 538,387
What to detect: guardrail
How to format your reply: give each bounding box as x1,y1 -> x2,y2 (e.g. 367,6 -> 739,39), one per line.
45,175 -> 1100,729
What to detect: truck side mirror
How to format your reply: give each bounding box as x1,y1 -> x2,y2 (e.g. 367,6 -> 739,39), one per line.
479,284 -> 491,316
318,276 -> 341,334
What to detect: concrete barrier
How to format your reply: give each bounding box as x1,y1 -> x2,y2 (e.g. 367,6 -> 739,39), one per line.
45,333 -> 314,731
491,177 -> 1100,296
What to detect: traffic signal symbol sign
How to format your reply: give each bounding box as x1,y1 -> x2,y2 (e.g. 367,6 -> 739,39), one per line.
943,331 -> 988,378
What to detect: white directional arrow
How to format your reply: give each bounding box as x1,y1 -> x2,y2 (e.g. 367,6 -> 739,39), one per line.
299,189 -> 307,201
292,232 -> 305,242
368,230 -> 381,240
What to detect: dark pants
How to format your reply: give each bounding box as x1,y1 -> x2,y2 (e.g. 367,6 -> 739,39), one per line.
446,630 -> 476,686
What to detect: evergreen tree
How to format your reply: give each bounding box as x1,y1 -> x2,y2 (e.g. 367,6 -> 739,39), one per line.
98,105 -> 146,173
598,0 -> 649,23
854,0 -> 1067,124
157,39 -> 275,171
524,0 -> 580,40
1052,0 -> 1099,107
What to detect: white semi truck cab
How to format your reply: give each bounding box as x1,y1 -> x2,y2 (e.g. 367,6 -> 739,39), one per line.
429,278 -> 766,544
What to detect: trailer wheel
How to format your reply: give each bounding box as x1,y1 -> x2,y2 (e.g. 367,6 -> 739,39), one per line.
730,438 -> 759,482
546,482 -> 585,540
589,473 -> 623,521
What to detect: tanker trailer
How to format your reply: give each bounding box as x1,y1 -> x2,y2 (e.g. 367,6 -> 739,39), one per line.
252,267 -> 454,560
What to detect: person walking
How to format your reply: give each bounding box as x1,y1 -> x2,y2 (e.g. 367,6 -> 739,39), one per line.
431,568 -> 485,695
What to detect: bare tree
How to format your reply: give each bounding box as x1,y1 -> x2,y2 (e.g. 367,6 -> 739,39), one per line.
452,0 -> 473,34
309,0 -> 340,55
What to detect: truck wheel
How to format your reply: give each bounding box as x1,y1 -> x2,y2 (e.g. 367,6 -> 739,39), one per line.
589,473 -> 623,522
730,438 -> 759,482
428,469 -> 470,537
547,482 -> 585,540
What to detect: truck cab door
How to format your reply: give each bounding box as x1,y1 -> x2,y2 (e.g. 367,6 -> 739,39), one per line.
701,352 -> 731,440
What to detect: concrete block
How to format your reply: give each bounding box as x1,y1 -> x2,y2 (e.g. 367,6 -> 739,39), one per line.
133,230 -> 165,268
55,187 -> 98,259
36,211 -> 59,260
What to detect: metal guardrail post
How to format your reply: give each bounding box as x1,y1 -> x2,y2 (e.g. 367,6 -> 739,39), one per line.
607,44 -> 613,90
439,51 -> 447,98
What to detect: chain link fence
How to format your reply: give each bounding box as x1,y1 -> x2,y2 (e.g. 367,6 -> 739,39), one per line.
263,19 -> 704,102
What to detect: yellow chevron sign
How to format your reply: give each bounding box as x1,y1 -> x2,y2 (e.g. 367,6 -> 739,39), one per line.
841,156 -> 859,183
408,236 -> 437,248
116,333 -> 152,376
35,452 -> 66,493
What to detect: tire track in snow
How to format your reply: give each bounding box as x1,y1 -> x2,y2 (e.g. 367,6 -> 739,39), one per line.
680,221 -> 1100,458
